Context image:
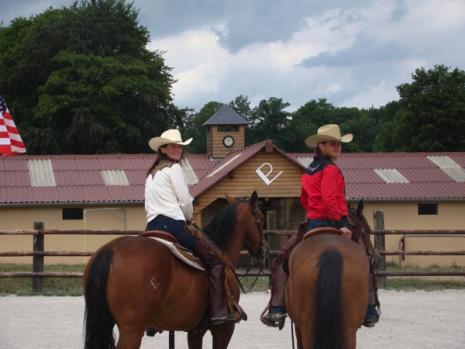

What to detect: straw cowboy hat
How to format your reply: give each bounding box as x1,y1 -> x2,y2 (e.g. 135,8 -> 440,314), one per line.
305,124 -> 353,148
149,129 -> 193,152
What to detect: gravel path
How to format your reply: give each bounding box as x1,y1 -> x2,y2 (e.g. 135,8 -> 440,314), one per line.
1,290 -> 464,348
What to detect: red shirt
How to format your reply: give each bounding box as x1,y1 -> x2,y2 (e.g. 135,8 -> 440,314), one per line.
300,157 -> 348,227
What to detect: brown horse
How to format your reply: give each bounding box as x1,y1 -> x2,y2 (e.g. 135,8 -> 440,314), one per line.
83,191 -> 264,349
285,201 -> 375,349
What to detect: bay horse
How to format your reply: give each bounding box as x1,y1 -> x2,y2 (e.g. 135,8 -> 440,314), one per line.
83,191 -> 264,349
285,201 -> 376,349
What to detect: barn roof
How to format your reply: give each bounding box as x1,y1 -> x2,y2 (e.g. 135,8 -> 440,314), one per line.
203,105 -> 249,126
1,143 -> 465,207
289,152 -> 465,201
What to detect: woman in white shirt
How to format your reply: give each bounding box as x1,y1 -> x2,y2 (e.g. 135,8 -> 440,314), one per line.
145,129 -> 233,325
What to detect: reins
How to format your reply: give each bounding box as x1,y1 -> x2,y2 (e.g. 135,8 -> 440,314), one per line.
237,202 -> 268,293
237,239 -> 270,293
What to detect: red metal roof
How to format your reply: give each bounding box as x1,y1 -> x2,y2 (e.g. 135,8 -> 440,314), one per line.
0,154 -> 215,206
290,152 -> 465,200
1,146 -> 465,206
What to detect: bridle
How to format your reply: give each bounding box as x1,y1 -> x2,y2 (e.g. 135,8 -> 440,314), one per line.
238,201 -> 269,293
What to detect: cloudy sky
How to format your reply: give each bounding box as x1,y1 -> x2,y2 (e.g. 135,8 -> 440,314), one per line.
1,0 -> 465,111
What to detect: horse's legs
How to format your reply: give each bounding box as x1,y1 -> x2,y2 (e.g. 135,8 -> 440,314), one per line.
294,325 -> 304,349
188,330 -> 206,349
344,333 -> 357,349
116,328 -> 144,349
210,323 -> 235,349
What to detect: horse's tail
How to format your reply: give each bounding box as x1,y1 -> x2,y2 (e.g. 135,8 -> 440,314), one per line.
313,249 -> 343,349
84,248 -> 115,349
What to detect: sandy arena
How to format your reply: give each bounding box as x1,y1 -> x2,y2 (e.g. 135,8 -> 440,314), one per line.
1,290 -> 464,348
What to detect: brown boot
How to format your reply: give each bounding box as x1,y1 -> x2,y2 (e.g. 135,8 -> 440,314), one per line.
194,238 -> 233,325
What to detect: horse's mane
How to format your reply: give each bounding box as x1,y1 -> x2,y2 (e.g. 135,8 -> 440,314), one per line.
203,200 -> 245,251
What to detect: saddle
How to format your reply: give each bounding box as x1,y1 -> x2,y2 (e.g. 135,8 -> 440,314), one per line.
140,231 -> 205,271
302,226 -> 344,240
140,229 -> 245,325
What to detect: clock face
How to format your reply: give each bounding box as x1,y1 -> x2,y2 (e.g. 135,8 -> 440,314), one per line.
223,135 -> 235,148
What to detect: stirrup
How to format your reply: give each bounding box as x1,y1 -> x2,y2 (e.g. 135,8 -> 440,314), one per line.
362,305 -> 380,328
260,307 -> 286,330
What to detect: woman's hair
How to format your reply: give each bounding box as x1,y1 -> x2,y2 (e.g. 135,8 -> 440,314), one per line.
315,142 -> 325,156
146,145 -> 187,177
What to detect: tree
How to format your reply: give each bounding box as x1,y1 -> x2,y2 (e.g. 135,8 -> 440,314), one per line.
229,95 -> 252,119
0,0 -> 174,154
184,101 -> 222,153
247,97 -> 290,148
379,65 -> 465,151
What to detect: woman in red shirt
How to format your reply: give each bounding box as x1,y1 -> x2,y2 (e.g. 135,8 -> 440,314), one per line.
261,124 -> 379,329
300,124 -> 352,237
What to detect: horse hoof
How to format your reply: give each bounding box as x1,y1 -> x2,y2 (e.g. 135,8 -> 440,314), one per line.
278,318 -> 286,330
146,328 -> 157,337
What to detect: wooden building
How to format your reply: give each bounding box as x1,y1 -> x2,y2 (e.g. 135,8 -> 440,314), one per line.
1,105 -> 465,266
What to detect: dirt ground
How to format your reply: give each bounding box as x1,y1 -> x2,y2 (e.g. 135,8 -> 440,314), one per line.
1,289 -> 464,348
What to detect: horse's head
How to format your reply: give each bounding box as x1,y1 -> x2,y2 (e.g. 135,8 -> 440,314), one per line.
203,191 -> 264,263
242,191 -> 265,258
348,200 -> 382,266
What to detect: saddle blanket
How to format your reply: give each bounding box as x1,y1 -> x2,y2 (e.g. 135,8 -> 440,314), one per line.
151,237 -> 206,271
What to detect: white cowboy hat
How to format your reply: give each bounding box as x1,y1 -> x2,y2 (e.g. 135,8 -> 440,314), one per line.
148,129 -> 193,152
305,124 -> 353,148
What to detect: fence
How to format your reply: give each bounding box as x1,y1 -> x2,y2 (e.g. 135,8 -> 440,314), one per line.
1,211 -> 465,292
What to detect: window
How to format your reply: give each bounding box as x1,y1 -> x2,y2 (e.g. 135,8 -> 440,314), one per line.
418,203 -> 438,215
217,125 -> 239,132
62,207 -> 83,220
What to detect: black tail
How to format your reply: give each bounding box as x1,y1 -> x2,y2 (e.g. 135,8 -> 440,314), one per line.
314,249 -> 343,349
84,248 -> 115,349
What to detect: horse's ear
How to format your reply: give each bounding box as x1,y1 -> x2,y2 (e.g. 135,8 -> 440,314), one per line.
225,193 -> 236,204
356,199 -> 364,216
249,191 -> 258,206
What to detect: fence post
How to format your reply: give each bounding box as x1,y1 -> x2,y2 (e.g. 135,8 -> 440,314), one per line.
373,211 -> 386,288
32,222 -> 44,293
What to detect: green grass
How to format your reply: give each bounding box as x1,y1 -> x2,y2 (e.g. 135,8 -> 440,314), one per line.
238,275 -> 270,292
0,264 -> 84,296
383,262 -> 465,290
1,263 -> 464,295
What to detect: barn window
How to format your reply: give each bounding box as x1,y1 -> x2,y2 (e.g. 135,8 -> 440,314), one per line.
418,203 -> 438,215
62,208 -> 83,220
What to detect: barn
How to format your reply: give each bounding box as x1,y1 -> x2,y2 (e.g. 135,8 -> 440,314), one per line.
1,105 -> 465,267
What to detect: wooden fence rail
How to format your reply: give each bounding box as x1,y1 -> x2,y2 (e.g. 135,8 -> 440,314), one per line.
1,211 -> 465,291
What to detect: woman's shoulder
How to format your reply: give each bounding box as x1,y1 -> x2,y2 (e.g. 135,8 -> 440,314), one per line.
322,163 -> 341,174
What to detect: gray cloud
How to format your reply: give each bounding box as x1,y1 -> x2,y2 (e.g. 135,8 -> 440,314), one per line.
143,0 -> 370,52
301,35 -> 411,67
0,0 -> 70,24
1,0 -> 465,111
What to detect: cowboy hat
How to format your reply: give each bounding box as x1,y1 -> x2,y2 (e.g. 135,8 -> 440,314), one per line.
305,124 -> 353,148
148,129 -> 193,152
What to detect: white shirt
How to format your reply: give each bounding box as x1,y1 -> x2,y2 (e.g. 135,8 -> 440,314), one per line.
145,163 -> 194,223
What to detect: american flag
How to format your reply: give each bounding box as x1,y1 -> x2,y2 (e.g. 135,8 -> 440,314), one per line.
0,95 -> 26,155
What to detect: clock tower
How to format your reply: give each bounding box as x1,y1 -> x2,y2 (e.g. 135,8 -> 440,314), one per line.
203,104 -> 248,159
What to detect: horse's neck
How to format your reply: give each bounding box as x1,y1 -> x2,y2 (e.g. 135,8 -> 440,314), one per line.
224,227 -> 245,266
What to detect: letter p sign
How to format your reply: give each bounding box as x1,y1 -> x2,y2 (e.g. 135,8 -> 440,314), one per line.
255,163 -> 283,186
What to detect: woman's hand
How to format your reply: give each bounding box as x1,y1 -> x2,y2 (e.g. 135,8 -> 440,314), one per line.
340,226 -> 352,239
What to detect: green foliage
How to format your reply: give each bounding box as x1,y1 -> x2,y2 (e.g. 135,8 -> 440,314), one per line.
246,97 -> 291,148
229,95 -> 252,118
377,65 -> 465,151
2,1 -> 463,155
0,0 -> 174,154
183,101 -> 222,153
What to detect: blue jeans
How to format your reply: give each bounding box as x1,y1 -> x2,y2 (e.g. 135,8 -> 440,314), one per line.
306,219 -> 339,231
146,214 -> 197,251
